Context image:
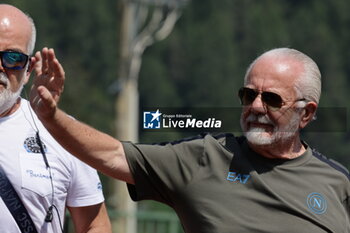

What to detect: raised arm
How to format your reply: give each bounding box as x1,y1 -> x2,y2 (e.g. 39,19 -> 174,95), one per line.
30,48 -> 134,184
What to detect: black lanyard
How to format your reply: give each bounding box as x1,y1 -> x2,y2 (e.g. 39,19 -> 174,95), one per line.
0,166 -> 38,233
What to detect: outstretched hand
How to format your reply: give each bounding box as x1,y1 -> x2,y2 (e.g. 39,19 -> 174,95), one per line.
30,48 -> 65,120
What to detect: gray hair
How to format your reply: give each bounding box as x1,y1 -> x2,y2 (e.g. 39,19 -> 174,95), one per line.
26,13 -> 36,55
244,48 -> 322,104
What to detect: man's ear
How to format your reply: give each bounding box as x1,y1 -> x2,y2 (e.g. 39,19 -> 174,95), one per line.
299,101 -> 318,129
24,57 -> 36,84
27,56 -> 36,73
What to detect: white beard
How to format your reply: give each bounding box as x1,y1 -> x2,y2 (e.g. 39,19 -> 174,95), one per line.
0,73 -> 24,115
241,112 -> 301,146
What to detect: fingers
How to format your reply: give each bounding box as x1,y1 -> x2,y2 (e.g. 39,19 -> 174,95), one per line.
37,85 -> 56,110
47,48 -> 56,77
41,48 -> 65,82
33,47 -> 65,85
36,47 -> 57,75
41,47 -> 49,75
30,47 -> 65,119
34,51 -> 42,76
52,56 -> 65,81
29,85 -> 57,120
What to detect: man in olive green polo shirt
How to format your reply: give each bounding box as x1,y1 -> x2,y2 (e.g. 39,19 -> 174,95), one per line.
30,47 -> 349,232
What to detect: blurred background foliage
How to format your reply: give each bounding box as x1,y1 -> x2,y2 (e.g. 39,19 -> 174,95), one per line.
3,0 -> 350,230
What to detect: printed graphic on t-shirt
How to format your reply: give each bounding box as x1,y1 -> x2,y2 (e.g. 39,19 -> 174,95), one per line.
23,136 -> 47,154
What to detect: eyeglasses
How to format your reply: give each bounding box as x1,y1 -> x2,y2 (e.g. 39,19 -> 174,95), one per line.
238,87 -> 306,111
0,51 -> 29,70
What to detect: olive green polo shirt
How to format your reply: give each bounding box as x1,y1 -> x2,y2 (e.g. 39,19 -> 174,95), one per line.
123,133 -> 350,233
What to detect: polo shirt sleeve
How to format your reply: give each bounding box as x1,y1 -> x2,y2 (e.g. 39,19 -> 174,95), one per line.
123,138 -> 205,205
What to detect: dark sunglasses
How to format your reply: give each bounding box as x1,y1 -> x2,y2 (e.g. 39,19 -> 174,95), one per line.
0,51 -> 29,70
238,87 -> 305,111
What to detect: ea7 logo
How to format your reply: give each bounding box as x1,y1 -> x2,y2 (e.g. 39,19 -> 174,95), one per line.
143,110 -> 162,129
307,192 -> 327,214
226,172 -> 250,184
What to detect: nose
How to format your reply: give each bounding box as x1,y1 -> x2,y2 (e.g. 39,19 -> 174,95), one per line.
250,94 -> 267,114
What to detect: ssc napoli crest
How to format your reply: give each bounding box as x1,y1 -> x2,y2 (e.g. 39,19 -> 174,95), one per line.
306,192 -> 327,215
24,136 -> 47,153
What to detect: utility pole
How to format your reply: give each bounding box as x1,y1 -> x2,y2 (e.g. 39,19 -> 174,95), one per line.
111,0 -> 188,232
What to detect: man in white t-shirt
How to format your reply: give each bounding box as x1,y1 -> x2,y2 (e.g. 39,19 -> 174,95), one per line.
0,4 -> 111,233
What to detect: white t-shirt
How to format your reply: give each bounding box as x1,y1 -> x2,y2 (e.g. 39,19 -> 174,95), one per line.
0,99 -> 105,233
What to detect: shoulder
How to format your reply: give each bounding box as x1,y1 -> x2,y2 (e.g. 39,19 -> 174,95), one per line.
311,148 -> 350,180
123,133 -> 222,159
123,133 -> 242,163
157,132 -> 243,158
